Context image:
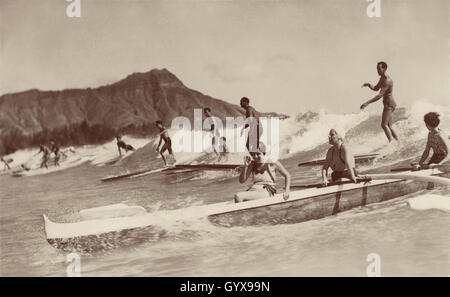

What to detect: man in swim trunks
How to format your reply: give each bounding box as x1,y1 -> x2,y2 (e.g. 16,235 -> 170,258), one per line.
37,144 -> 50,169
49,141 -> 60,166
415,112 -> 450,170
203,107 -> 221,155
116,135 -> 135,157
155,120 -> 176,166
240,97 -> 263,155
322,129 -> 357,186
360,61 -> 399,143
235,142 -> 290,202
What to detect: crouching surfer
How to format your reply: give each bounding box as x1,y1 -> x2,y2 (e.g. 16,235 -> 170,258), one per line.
235,143 -> 291,203
116,135 -> 135,157
321,129 -> 357,186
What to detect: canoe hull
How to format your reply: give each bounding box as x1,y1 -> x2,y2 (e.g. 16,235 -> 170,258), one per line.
208,172 -> 449,227
44,169 -> 449,250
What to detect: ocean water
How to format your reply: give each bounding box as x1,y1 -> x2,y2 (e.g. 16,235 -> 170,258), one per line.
1,104 -> 449,277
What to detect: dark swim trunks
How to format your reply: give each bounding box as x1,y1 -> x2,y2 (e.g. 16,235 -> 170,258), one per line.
160,138 -> 173,154
331,168 -> 357,182
428,154 -> 446,165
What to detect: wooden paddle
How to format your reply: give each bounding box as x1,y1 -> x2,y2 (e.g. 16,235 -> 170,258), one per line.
291,177 -> 372,189
364,162 -> 450,186
298,153 -> 379,167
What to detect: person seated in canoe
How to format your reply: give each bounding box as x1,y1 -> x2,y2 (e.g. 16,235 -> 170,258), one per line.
414,112 -> 450,170
235,142 -> 291,203
1,157 -> 13,170
155,120 -> 176,166
49,141 -> 60,166
217,137 -> 229,163
321,129 -> 358,186
116,135 -> 135,157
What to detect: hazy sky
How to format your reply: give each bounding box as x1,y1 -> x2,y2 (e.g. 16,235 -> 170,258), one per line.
1,0 -> 449,115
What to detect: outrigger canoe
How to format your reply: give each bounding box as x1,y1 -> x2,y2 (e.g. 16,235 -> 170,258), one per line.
44,168 -> 449,248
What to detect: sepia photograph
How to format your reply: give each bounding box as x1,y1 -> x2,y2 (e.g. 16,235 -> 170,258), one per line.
0,0 -> 449,281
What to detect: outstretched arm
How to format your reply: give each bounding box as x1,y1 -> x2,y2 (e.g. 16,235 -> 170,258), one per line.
156,136 -> 162,152
239,156 -> 254,183
274,161 -> 291,200
117,143 -> 122,157
361,83 -> 388,109
418,137 -> 432,166
321,150 -> 332,185
342,146 -> 357,182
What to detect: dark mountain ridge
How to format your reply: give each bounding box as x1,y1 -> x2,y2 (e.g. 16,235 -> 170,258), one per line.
0,68 -> 285,155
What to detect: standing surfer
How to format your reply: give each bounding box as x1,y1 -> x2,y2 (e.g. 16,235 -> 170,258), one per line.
360,61 -> 399,143
155,120 -> 176,166
37,144 -> 50,169
203,107 -> 221,156
240,97 -> 263,155
49,141 -> 60,166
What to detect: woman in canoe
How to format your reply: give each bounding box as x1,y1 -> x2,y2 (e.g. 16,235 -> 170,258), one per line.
235,142 -> 291,203
415,112 -> 450,169
322,129 -> 358,186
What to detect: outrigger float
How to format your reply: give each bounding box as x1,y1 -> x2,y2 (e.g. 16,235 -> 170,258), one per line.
44,168 -> 450,248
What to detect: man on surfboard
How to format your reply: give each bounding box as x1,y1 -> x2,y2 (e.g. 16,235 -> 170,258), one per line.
235,142 -> 291,202
116,135 -> 135,157
155,120 -> 176,166
414,112 -> 450,170
49,141 -> 60,166
321,129 -> 357,186
240,97 -> 263,156
360,61 -> 399,143
36,144 -> 51,169
203,107 -> 221,156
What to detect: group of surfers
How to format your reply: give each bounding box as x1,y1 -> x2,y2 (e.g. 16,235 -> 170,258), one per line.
232,62 -> 449,202
36,141 -> 61,169
2,62 -> 449,195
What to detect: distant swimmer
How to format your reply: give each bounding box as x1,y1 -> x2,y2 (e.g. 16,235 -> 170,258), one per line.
49,141 -> 60,166
322,129 -> 357,186
414,112 -> 450,170
155,120 -> 176,166
360,61 -> 399,143
1,157 -> 13,170
235,142 -> 290,203
217,137 -> 229,163
240,97 -> 263,155
203,107 -> 221,156
116,135 -> 135,157
36,144 -> 51,169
